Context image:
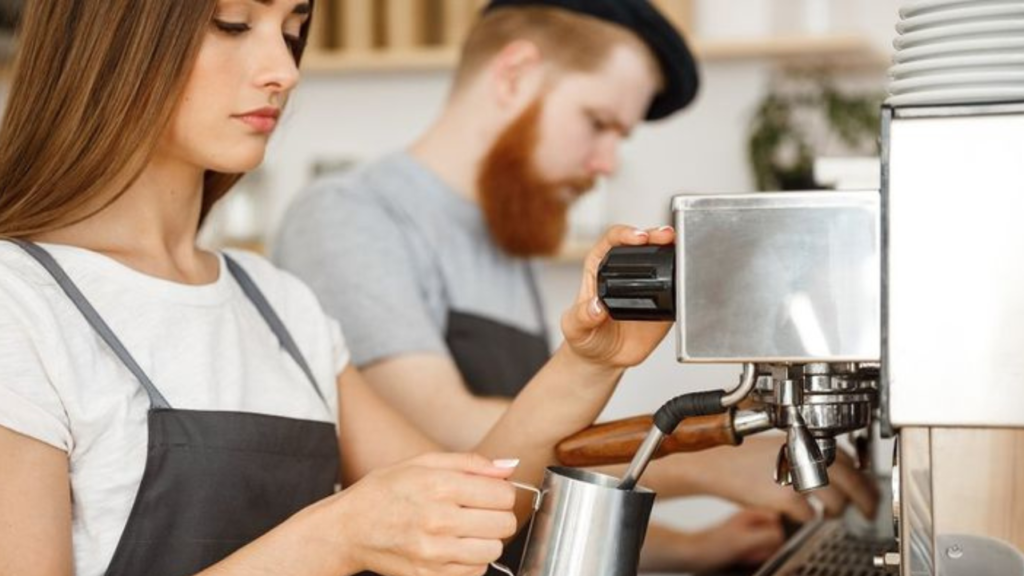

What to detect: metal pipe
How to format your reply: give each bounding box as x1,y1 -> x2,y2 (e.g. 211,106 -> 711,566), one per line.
617,429 -> 664,491
722,362 -> 757,407
732,409 -> 773,437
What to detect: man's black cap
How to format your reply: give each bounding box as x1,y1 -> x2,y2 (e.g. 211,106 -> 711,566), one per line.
483,0 -> 700,120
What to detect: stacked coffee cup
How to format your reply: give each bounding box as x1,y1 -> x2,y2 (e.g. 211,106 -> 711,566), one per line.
889,0 -> 1024,106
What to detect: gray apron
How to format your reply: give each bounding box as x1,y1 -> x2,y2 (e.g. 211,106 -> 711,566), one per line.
443,265 -> 551,398
11,240 -> 340,576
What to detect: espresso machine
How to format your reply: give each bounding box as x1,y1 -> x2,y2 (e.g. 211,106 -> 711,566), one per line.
556,5 -> 1024,574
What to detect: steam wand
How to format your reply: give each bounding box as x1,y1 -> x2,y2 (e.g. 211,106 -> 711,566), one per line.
618,363 -> 758,490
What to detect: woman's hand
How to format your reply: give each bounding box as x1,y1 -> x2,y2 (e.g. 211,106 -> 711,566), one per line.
561,225 -> 676,368
309,453 -> 520,576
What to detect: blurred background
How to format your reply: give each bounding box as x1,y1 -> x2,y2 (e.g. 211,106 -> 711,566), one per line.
0,2 -> 903,572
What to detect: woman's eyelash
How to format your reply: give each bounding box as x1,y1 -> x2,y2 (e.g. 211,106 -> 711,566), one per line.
212,18 -> 305,60
213,19 -> 250,34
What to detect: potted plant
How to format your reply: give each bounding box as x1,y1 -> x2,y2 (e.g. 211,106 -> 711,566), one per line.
748,71 -> 884,191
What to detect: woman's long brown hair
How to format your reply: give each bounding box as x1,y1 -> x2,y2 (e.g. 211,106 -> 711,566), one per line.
0,0 -> 314,238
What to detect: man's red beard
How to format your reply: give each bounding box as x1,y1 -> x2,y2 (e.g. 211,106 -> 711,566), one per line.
478,99 -> 595,257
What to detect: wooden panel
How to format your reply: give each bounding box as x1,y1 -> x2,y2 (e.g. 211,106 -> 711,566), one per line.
384,0 -> 426,50
931,428 -> 1024,550
338,0 -> 375,52
652,0 -> 694,35
442,0 -> 476,47
1015,430 -> 1024,550
305,0 -> 331,51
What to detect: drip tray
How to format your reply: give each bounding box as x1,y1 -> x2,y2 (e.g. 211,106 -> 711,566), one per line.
753,520 -> 893,576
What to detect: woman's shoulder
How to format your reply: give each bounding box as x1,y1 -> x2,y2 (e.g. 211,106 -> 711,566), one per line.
0,241 -> 60,285
0,242 -> 65,313
222,248 -> 325,314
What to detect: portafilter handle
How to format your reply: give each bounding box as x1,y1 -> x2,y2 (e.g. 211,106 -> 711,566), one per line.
556,409 -> 773,468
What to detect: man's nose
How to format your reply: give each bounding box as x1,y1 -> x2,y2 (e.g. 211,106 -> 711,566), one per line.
589,140 -> 620,176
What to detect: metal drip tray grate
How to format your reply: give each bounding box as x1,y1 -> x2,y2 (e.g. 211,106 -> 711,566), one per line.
756,521 -> 893,576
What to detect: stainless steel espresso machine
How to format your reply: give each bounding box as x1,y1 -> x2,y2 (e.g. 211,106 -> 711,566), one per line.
557,24 -> 1024,576
571,102 -> 1024,576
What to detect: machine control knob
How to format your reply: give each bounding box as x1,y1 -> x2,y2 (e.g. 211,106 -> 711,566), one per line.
597,245 -> 675,321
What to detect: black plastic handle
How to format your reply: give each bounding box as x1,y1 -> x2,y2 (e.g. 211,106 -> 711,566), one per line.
597,245 -> 676,321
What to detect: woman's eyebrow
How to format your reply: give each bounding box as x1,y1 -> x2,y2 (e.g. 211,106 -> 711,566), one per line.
251,0 -> 312,15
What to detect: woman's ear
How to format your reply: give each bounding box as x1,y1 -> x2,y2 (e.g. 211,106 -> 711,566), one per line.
487,39 -> 545,112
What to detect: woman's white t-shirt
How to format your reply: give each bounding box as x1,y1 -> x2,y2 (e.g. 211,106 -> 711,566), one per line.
0,242 -> 349,576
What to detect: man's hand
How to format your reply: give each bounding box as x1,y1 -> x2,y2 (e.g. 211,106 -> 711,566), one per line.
641,509 -> 786,573
661,436 -> 881,523
561,225 -> 675,368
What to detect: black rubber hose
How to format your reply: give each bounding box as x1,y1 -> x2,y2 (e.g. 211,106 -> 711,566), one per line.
653,390 -> 727,435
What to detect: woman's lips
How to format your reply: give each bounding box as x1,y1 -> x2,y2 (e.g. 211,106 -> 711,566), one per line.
234,107 -> 280,134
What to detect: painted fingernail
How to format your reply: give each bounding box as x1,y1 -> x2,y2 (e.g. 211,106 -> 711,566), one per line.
493,459 -> 520,469
590,297 -> 604,317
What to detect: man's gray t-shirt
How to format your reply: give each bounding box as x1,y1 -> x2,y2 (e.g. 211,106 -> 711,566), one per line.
273,152 -> 548,369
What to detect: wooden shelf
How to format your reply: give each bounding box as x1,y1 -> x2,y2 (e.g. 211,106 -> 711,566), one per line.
300,34 -> 889,75
302,47 -> 458,73
697,34 -> 889,69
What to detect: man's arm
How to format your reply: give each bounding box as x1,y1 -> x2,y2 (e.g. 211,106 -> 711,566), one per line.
361,353 -> 511,451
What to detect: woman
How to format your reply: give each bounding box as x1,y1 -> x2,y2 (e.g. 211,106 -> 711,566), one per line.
0,2 -> 674,575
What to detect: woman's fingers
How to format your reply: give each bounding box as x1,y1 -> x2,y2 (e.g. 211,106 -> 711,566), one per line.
430,536 -> 503,567
424,505 -> 519,542
424,470 -> 518,511
411,452 -> 518,479
579,225 -> 660,299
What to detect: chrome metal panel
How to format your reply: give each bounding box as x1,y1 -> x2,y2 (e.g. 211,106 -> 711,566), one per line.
886,111 -> 1024,427
671,192 -> 881,363
935,534 -> 1024,576
899,429 -> 935,576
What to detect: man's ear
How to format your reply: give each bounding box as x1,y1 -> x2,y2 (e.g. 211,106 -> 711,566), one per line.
488,39 -> 545,111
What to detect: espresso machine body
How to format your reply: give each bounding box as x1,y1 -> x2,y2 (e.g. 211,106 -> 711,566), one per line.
882,103 -> 1024,576
653,104 -> 1024,575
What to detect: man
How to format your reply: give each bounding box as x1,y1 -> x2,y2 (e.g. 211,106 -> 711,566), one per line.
275,1 -> 877,572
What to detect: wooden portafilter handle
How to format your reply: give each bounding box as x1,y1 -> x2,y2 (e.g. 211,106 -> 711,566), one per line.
557,409 -> 751,468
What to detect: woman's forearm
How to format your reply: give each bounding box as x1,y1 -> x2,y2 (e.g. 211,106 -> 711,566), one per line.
474,343 -> 624,486
197,496 -> 360,576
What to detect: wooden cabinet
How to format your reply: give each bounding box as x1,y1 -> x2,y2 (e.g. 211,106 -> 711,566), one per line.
303,0 -> 485,70
301,0 -> 886,73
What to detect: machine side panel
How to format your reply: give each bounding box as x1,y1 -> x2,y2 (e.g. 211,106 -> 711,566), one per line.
888,112 -> 1024,427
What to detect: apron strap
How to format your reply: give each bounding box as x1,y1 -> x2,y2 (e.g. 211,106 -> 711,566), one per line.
524,263 -> 551,345
8,239 -> 173,410
223,255 -> 327,406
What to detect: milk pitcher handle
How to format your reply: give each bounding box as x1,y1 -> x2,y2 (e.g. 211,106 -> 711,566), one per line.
489,481 -> 543,576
